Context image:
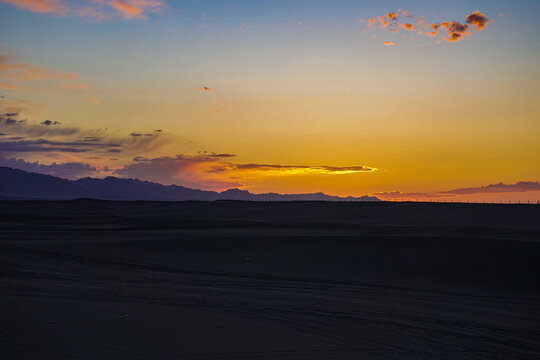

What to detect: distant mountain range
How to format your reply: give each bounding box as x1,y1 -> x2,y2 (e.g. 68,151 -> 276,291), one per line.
0,166 -> 379,201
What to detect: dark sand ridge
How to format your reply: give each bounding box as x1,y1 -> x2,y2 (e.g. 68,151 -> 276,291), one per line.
1,200 -> 540,359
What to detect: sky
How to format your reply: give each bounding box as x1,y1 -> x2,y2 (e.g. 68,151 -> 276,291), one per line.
1,0 -> 539,202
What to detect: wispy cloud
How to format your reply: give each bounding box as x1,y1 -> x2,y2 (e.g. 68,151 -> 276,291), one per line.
208,163 -> 377,175
82,0 -> 164,21
0,108 -> 171,157
0,138 -> 114,153
0,53 -> 77,81
0,0 -> 68,15
0,96 -> 40,115
1,0 -> 165,21
1,111 -> 91,137
0,52 -> 90,93
373,191 -> 450,200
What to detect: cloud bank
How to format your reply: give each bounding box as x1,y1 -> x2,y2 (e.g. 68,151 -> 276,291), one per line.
114,155 -> 377,190
376,182 -> 540,200
0,156 -> 102,179
442,182 -> 540,194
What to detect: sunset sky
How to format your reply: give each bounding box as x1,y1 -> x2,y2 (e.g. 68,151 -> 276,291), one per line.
1,0 -> 539,201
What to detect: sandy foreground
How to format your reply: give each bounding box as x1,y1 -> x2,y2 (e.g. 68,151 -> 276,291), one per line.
1,200 -> 540,359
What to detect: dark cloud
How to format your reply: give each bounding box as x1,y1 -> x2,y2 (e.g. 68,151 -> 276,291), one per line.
0,104 -> 172,157
0,98 -> 172,158
3,117 -> 24,125
442,182 -> 540,194
130,131 -> 157,137
197,151 -> 236,158
208,153 -> 236,158
376,181 -> 540,199
0,156 -> 102,180
0,123 -> 170,157
444,21 -> 470,42
0,140 -> 90,152
0,138 -> 121,153
1,112 -> 82,137
83,137 -> 102,142
132,156 -> 149,162
41,120 -> 61,126
466,10 -> 491,30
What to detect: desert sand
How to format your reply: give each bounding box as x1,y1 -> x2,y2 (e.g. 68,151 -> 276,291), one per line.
1,200 -> 540,359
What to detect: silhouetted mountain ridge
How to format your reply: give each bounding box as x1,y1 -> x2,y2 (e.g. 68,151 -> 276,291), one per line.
0,166 -> 379,201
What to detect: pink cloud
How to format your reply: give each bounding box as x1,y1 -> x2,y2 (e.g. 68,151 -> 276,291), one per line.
1,0 -> 165,21
107,0 -> 162,20
0,0 -> 68,15
0,54 -> 78,82
0,52 -> 92,94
